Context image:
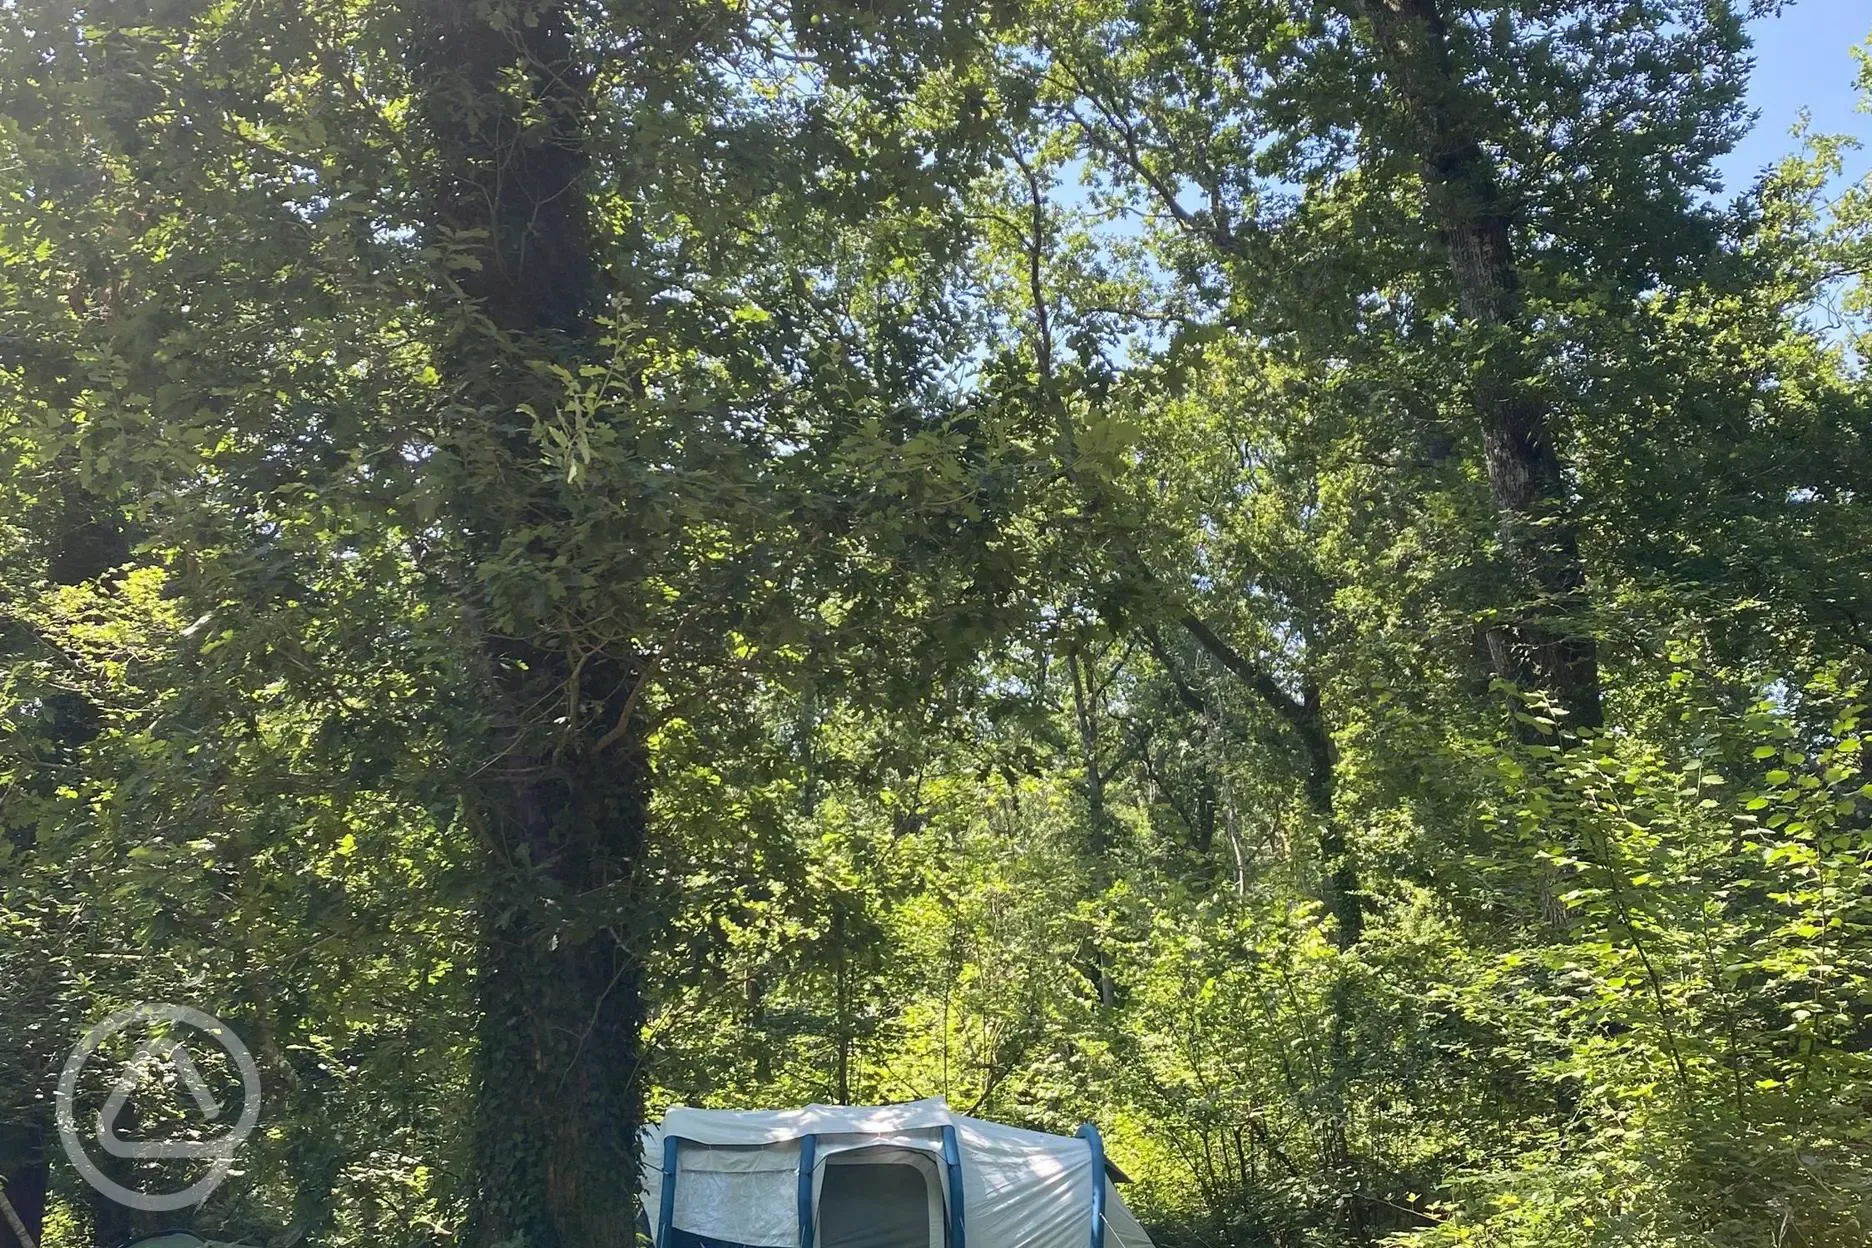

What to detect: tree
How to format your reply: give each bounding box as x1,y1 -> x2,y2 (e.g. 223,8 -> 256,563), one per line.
3,4 -> 1871,1248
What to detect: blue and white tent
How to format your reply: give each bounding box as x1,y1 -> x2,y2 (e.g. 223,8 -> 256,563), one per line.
640,1099 -> 1153,1248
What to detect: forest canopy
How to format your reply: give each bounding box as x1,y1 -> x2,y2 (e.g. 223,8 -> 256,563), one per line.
1,0 -> 1870,1246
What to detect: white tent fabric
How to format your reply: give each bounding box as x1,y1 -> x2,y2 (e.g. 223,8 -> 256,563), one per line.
641,1099 -> 1152,1248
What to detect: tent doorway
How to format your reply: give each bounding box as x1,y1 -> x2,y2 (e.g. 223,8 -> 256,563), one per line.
815,1146 -> 946,1248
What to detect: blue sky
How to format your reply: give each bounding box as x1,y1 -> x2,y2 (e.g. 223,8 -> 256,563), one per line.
1720,0 -> 1871,191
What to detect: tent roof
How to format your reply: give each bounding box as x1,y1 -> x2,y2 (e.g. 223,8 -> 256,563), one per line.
651,1097 -> 1131,1181
661,1098 -> 969,1147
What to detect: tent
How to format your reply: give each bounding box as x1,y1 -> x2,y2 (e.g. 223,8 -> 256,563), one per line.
640,1099 -> 1153,1248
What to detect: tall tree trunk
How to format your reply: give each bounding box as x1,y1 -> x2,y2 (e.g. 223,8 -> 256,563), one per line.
411,2 -> 647,1245
0,479 -> 131,1248
467,725 -> 648,1248
0,1120 -> 46,1248
1348,0 -> 1603,734
87,1176 -> 139,1248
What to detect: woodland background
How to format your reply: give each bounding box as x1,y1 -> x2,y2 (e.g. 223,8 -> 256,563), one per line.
2,0 -> 1871,1246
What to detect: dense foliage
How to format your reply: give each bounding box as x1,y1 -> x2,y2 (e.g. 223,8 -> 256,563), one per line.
2,1 -> 1869,1247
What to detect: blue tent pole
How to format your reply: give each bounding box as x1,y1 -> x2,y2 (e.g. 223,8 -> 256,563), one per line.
798,1134 -> 819,1248
940,1125 -> 967,1248
1075,1124 -> 1105,1248
658,1135 -> 680,1248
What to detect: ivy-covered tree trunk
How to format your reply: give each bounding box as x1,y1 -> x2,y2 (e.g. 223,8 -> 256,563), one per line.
411,2 -> 646,1244
0,476 -> 129,1248
0,1120 -> 46,1248
1347,0 -> 1604,733
466,719 -> 648,1248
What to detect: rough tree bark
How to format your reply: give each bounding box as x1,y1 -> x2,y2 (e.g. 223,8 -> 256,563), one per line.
0,479 -> 130,1248
0,1125 -> 45,1248
411,2 -> 646,1245
1346,0 -> 1603,733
